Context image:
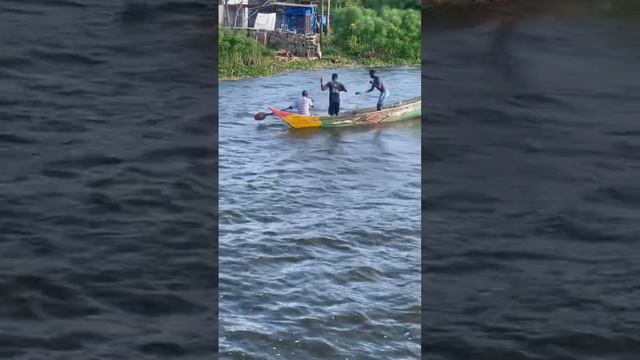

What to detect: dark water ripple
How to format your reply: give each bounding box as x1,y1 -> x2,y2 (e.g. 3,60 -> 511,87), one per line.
1,0 -> 216,358
424,1 -> 640,359
220,69 -> 421,359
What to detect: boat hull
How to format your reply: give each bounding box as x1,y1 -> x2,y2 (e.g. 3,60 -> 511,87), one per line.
268,97 -> 421,129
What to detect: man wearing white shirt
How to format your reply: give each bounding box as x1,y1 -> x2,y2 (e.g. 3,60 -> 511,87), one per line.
285,90 -> 314,116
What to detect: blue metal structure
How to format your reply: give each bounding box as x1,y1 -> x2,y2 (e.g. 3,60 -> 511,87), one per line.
282,6 -> 316,34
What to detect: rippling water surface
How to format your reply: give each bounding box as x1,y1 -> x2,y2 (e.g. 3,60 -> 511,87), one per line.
1,0 -> 216,358
219,68 -> 421,359
424,1 -> 640,358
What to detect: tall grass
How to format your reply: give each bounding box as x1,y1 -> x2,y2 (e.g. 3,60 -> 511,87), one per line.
218,28 -> 276,78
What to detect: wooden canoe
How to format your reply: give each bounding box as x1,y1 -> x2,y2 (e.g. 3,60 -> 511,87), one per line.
268,97 -> 421,129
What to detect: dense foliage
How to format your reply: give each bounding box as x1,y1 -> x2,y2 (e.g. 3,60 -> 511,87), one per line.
329,6 -> 420,62
360,0 -> 420,10
218,28 -> 275,77
331,0 -> 362,8
333,0 -> 420,10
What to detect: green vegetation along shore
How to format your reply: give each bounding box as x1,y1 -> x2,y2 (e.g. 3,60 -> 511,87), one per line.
219,0 -> 420,80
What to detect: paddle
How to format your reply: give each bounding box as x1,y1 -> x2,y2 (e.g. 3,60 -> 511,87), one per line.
254,112 -> 273,120
254,108 -> 289,121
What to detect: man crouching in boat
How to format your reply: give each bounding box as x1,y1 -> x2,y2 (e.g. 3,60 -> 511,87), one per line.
284,90 -> 314,116
320,73 -> 347,116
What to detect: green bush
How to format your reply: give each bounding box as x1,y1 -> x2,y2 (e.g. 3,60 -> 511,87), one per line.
218,28 -> 276,76
360,0 -> 420,10
332,0 -> 363,8
329,6 -> 420,62
333,0 -> 420,10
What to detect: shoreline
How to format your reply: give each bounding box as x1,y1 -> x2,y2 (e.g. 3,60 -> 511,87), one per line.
219,56 -> 419,81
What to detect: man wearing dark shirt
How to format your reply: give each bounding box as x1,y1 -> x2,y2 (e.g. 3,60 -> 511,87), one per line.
366,69 -> 389,111
320,73 -> 347,116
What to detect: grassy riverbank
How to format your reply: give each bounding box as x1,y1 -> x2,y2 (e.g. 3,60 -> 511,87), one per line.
219,2 -> 420,80
218,35 -> 419,80
219,55 -> 417,80
219,31 -> 418,79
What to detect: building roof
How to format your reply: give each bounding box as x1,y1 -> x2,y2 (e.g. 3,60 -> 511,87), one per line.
270,2 -> 316,8
246,1 -> 317,12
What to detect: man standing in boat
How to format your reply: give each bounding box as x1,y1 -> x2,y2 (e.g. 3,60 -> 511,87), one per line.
320,73 -> 347,116
363,69 -> 389,111
284,90 -> 314,116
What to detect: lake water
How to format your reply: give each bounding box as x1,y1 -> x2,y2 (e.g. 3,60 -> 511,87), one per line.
219,67 -> 422,359
1,1 -> 216,358
424,1 -> 640,358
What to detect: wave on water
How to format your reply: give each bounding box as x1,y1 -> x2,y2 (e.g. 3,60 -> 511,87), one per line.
1,0 -> 217,358
423,2 -> 640,359
220,68 -> 422,359
119,1 -> 211,23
